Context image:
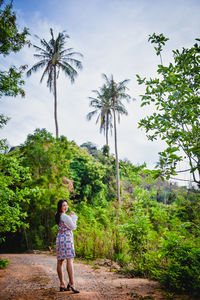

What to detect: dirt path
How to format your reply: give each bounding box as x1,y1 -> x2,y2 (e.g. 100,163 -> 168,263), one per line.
0,254 -> 193,300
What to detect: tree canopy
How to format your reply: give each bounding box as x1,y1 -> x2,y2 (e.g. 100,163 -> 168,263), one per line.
0,1 -> 29,98
0,0 -> 30,242
137,34 -> 200,187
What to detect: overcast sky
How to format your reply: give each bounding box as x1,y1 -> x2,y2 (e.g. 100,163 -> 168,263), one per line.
1,0 -> 200,184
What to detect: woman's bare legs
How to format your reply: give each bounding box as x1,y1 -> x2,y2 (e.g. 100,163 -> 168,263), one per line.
66,258 -> 74,286
57,259 -> 65,287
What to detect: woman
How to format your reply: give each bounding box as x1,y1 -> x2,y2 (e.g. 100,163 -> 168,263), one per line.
55,199 -> 79,293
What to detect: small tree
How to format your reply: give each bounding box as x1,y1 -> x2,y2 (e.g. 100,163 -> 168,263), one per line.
137,34 -> 200,187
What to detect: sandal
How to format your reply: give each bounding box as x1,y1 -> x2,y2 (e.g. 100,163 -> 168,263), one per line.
60,285 -> 70,292
70,285 -> 80,294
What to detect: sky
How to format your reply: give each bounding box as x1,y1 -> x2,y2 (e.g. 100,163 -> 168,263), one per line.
1,0 -> 200,185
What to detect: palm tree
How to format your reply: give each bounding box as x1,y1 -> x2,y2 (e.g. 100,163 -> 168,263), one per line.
88,74 -> 131,202
103,74 -> 131,202
27,28 -> 83,138
87,85 -> 113,146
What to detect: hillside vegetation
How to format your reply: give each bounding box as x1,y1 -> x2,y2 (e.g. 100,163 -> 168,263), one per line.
1,128 -> 199,297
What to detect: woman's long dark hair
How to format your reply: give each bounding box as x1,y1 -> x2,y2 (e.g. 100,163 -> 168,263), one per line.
55,199 -> 67,224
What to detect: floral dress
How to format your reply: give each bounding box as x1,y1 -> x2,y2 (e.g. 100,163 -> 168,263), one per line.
56,213 -> 78,260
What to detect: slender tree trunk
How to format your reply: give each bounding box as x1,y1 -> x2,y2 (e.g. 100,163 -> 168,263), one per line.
113,97 -> 120,202
159,53 -> 163,66
106,113 -> 109,146
53,66 -> 59,138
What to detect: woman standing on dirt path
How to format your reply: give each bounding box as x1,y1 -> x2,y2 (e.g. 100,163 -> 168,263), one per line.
55,199 -> 80,293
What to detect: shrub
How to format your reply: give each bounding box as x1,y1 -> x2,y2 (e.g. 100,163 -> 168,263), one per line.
0,258 -> 9,269
158,232 -> 200,296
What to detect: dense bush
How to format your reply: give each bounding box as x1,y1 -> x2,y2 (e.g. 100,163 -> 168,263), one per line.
0,258 -> 9,269
158,232 -> 200,296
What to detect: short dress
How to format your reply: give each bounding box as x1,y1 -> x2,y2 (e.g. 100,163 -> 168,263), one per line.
56,213 -> 78,260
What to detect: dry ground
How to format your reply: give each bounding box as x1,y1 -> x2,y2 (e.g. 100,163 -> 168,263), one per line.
0,254 -> 196,300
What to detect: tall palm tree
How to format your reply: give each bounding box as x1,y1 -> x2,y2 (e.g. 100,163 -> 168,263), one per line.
87,85 -> 113,146
102,74 -> 131,202
87,74 -> 131,201
27,28 -> 83,138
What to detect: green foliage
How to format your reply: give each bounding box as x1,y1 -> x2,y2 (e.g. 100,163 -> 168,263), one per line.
0,152 -> 37,242
0,1 -> 29,150
117,162 -> 200,296
0,66 -> 26,97
158,232 -> 200,296
137,34 -> 200,186
0,258 -> 9,269
16,129 -> 71,248
0,114 -> 9,129
120,213 -> 151,255
0,2 -> 29,55
80,141 -> 98,157
148,33 -> 169,57
102,144 -> 110,157
74,201 -> 128,260
69,148 -> 107,204
0,1 -> 30,241
1,128 -> 199,297
0,1 -> 29,98
6,129 -> 108,249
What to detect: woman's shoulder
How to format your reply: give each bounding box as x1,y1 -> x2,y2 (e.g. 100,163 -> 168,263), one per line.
60,213 -> 70,221
60,213 -> 78,223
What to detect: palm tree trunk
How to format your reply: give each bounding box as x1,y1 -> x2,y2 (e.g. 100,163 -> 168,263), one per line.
106,112 -> 109,146
113,97 -> 120,202
53,66 -> 59,138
